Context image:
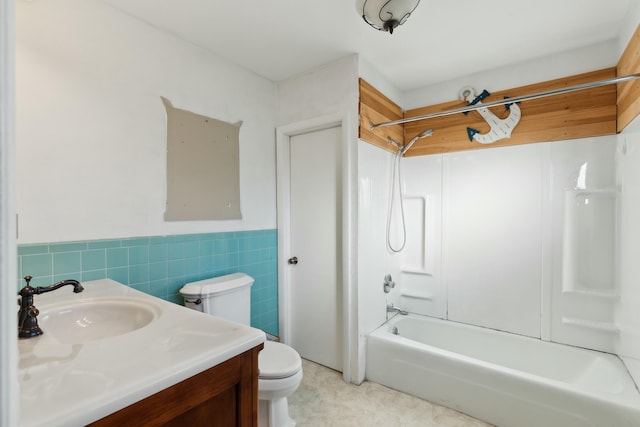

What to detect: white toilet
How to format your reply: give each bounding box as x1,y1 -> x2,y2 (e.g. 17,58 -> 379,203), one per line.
180,273 -> 302,427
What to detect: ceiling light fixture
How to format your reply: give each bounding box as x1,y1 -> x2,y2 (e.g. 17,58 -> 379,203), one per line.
356,0 -> 420,34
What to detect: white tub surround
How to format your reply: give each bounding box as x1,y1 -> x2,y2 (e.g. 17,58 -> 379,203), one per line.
367,314 -> 640,427
18,279 -> 266,427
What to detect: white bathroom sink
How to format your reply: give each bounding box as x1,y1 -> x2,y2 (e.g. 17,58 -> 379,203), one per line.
38,298 -> 160,344
19,279 -> 265,427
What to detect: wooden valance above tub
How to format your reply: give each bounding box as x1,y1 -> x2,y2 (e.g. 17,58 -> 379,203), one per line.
358,79 -> 404,155
359,68 -> 617,157
618,24 -> 640,132
359,24 -> 640,157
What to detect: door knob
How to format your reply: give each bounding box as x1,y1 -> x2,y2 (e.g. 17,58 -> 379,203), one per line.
288,256 -> 298,265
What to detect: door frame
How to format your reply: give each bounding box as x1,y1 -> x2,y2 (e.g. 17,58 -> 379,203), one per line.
276,112 -> 356,383
1,0 -> 18,424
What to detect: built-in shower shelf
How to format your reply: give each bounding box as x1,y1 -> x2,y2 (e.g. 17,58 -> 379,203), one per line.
400,290 -> 433,300
562,187 -> 619,296
400,268 -> 433,276
562,289 -> 619,300
562,317 -> 620,333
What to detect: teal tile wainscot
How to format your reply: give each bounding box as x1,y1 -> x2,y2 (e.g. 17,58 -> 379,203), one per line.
17,230 -> 279,336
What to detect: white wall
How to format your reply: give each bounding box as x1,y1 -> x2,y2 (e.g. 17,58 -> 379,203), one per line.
1,0 -> 18,424
619,117 -> 640,371
394,154 -> 444,318
275,55 -> 361,382
16,0 -> 277,244
549,137 -> 619,352
362,136 -> 618,349
402,40 -> 619,109
619,1 -> 640,56
276,55 -> 359,126
358,57 -> 404,107
445,144 -> 543,337
617,0 -> 640,349
357,141 -> 398,373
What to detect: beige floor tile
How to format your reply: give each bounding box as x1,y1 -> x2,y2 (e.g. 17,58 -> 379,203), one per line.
289,359 -> 494,427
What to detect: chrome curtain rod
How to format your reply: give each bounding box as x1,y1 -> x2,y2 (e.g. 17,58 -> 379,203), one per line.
370,73 -> 640,129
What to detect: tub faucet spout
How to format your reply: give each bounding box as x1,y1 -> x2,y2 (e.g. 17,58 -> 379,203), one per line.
386,304 -> 408,316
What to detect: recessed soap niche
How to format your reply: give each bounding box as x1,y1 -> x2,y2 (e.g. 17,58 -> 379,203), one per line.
399,194 -> 442,315
400,195 -> 428,274
562,188 -> 619,296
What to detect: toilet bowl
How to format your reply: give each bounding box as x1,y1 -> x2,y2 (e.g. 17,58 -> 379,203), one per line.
180,273 -> 302,427
258,341 -> 302,427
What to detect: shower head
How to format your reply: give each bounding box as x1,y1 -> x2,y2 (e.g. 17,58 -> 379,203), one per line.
401,129 -> 433,155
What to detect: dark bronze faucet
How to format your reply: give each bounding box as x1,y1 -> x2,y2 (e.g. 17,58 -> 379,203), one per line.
17,275 -> 84,339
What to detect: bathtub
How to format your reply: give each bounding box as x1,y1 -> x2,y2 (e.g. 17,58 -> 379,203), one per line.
366,314 -> 640,427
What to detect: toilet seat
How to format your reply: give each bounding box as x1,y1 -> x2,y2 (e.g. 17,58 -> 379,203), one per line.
259,341 -> 302,379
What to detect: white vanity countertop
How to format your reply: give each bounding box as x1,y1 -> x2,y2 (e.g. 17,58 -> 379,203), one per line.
18,278 -> 266,427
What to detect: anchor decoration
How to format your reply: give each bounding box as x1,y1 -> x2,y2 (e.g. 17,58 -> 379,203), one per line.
459,86 -> 521,144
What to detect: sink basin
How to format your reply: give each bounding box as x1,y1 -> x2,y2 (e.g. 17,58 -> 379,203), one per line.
38,298 -> 160,344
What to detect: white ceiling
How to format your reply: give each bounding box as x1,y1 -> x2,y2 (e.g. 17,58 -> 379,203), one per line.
100,0 -> 632,91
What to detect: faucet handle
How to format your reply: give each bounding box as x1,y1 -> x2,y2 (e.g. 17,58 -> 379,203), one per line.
18,275 -> 36,297
27,306 -> 39,317
383,274 -> 395,293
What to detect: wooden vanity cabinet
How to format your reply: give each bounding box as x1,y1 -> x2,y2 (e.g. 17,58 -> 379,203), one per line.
89,344 -> 263,427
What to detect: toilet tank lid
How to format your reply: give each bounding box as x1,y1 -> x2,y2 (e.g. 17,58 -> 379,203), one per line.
180,273 -> 254,297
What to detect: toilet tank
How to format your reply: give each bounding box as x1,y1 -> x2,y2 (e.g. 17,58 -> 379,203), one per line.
179,273 -> 254,326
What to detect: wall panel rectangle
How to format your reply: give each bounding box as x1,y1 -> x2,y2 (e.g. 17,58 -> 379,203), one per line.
163,97 -> 242,221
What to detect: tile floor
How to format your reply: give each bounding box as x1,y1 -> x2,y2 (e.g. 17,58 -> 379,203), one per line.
288,359 -> 494,427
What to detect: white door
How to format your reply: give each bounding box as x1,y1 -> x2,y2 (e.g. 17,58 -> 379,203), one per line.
288,126 -> 343,372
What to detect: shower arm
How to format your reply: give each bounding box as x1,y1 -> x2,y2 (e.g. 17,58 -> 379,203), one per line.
401,129 -> 433,155
370,73 -> 640,129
